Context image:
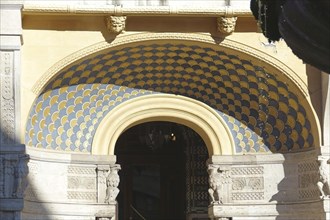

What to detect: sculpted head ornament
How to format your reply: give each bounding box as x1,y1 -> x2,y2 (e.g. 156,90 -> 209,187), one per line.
105,16 -> 127,34
217,16 -> 237,34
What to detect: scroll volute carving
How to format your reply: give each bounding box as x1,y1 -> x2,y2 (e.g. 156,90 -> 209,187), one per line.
217,16 -> 237,34
105,16 -> 127,34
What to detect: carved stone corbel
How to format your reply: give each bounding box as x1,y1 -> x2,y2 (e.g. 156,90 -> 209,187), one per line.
104,164 -> 121,204
317,157 -> 330,199
105,16 -> 127,34
207,164 -> 231,204
217,16 -> 237,34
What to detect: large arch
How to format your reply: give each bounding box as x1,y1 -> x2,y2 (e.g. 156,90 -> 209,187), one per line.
92,94 -> 234,156
25,33 -> 321,154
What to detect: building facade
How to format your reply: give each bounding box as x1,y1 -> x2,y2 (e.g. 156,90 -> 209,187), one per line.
0,0 -> 329,219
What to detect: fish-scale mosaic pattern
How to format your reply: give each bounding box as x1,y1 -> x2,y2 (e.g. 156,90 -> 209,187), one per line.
26,84 -> 152,152
26,43 -> 314,153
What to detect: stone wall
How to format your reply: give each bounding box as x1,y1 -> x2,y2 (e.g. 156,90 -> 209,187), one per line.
22,148 -> 119,220
208,151 -> 327,220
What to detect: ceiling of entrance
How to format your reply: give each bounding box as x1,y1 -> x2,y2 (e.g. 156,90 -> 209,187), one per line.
25,41 -> 314,154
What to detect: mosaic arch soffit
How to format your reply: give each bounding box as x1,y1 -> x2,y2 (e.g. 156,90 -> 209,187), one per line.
26,33 -> 321,155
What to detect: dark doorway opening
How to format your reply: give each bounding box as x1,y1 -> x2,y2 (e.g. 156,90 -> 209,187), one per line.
115,121 -> 186,220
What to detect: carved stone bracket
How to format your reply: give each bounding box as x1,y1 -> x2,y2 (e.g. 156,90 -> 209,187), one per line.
207,163 -> 231,204
317,157 -> 330,199
105,16 -> 127,34
104,164 -> 121,204
97,163 -> 121,204
217,16 -> 237,34
207,162 -> 265,207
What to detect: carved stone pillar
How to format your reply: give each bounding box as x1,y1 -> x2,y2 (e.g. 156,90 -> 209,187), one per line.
0,1 -> 29,219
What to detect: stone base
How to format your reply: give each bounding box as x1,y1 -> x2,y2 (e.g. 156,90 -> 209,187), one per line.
0,199 -> 23,211
22,201 -> 116,220
208,201 -> 325,220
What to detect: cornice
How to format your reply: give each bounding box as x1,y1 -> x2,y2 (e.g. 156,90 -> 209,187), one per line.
22,4 -> 252,17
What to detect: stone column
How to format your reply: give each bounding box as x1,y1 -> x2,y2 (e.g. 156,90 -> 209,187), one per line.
0,1 -> 29,220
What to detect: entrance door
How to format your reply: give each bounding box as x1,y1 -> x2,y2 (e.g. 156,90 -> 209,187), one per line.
115,122 -> 186,220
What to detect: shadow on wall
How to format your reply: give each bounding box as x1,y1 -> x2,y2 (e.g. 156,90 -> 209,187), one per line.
22,161 -> 51,220
269,152 -> 327,220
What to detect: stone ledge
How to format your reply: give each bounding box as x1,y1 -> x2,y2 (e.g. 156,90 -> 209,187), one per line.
0,199 -> 23,211
0,144 -> 25,153
209,150 -> 318,165
23,200 -> 116,217
208,200 -> 325,219
26,147 -> 116,164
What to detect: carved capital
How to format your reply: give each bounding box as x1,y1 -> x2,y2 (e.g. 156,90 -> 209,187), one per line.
105,16 -> 127,34
217,16 -> 237,34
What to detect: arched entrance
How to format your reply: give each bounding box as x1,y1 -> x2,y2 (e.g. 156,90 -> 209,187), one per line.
115,121 -> 210,220
23,33 -> 323,220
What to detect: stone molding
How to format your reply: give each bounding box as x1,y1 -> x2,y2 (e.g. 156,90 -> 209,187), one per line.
22,4 -> 252,16
92,94 -> 234,156
208,201 -> 325,220
25,146 -> 116,164
23,201 -> 116,219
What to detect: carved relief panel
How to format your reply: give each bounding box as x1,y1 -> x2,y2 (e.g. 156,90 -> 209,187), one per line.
206,163 -> 265,205
67,165 -> 97,202
230,166 -> 264,202
0,51 -> 16,144
298,160 -> 324,200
